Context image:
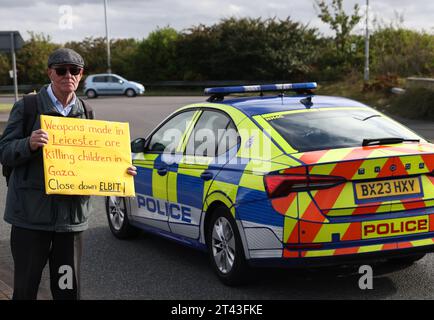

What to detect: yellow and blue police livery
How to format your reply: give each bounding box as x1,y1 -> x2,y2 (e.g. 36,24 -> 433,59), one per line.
106,82 -> 434,285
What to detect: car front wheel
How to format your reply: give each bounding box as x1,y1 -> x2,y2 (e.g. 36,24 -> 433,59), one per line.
206,206 -> 249,286
125,88 -> 136,97
86,89 -> 97,99
106,196 -> 139,239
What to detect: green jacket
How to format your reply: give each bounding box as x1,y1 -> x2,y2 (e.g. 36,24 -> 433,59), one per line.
0,86 -> 92,232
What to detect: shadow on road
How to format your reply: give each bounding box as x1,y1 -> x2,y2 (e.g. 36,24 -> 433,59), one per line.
80,226 -> 414,300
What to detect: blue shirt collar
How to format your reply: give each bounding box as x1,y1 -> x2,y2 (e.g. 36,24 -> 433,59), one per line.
47,84 -> 76,116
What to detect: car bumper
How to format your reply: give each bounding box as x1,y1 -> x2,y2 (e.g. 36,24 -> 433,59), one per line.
238,203 -> 434,266
248,243 -> 434,268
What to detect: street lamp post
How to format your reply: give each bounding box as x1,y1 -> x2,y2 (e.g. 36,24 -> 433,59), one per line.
10,32 -> 18,102
104,0 -> 112,74
364,0 -> 370,83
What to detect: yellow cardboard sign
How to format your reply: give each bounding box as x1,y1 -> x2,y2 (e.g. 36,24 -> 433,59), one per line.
41,115 -> 135,197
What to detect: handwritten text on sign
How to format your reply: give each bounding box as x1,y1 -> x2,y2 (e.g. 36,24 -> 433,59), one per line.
41,115 -> 135,196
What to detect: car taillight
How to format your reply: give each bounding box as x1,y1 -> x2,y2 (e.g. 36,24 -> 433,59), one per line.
264,174 -> 346,198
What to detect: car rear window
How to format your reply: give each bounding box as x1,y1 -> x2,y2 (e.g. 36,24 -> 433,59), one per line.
108,76 -> 121,82
265,109 -> 422,152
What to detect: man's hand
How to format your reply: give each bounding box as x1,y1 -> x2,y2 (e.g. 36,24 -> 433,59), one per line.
127,166 -> 137,176
29,129 -> 49,151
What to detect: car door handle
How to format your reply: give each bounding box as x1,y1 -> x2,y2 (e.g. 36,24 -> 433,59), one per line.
200,171 -> 213,181
157,167 -> 168,176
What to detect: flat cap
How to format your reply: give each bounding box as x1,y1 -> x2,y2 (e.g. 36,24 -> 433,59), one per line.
47,48 -> 84,68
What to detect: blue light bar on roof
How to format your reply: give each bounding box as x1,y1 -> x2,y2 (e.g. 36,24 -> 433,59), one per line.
204,82 -> 317,95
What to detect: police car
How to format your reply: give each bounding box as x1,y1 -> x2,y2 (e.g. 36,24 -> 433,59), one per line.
106,82 -> 434,285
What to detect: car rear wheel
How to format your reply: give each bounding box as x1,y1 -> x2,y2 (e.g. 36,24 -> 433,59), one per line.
125,88 -> 136,97
106,196 -> 139,239
206,206 -> 249,286
86,89 -> 97,99
387,253 -> 426,265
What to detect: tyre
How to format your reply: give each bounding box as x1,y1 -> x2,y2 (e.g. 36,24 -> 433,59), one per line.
206,205 -> 249,286
106,196 -> 139,239
125,88 -> 136,97
387,253 -> 426,265
86,89 -> 97,99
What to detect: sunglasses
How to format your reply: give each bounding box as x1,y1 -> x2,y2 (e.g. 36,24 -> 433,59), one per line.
53,66 -> 82,76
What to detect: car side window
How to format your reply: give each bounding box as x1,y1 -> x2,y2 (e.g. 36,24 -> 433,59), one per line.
216,121 -> 239,155
148,111 -> 196,154
185,110 -> 236,157
92,76 -> 106,83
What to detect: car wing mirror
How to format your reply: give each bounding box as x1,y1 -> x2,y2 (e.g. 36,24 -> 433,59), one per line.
131,138 -> 147,153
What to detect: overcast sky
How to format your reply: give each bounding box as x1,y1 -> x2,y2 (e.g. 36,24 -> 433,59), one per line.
0,0 -> 433,43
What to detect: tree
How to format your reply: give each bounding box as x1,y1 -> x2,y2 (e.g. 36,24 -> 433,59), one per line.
0,53 -> 11,86
111,38 -> 139,80
133,27 -> 180,81
16,32 -> 59,85
176,17 -> 320,81
315,0 -> 361,56
175,24 -> 219,81
371,26 -> 434,76
261,18 -> 320,80
65,37 -> 107,75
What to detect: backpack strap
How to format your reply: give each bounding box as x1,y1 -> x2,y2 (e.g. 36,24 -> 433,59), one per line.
3,94 -> 38,186
79,98 -> 95,119
20,95 -> 94,135
22,94 -> 38,137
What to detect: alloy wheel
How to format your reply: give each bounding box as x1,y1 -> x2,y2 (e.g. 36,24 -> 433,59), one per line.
211,216 -> 236,274
108,196 -> 125,231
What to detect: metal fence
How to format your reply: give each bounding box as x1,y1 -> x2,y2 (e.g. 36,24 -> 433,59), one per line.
406,77 -> 434,90
0,80 -> 301,94
0,84 -> 42,93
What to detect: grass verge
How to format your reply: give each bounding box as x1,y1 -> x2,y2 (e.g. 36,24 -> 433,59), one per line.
316,79 -> 393,111
388,88 -> 434,121
0,104 -> 12,112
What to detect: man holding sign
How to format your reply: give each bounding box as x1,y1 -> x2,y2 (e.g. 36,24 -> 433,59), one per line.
0,48 -> 136,300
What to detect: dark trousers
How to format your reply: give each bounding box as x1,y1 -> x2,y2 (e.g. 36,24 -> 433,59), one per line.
10,226 -> 83,300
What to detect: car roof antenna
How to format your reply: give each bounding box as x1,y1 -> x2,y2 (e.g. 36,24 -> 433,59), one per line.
300,96 -> 313,109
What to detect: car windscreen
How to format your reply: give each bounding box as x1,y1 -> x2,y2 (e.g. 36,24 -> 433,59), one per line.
265,108 -> 423,152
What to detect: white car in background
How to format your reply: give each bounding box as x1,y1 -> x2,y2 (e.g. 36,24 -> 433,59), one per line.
84,73 -> 145,98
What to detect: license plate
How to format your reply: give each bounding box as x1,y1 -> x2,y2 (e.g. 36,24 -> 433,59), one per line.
362,216 -> 429,239
354,177 -> 422,202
